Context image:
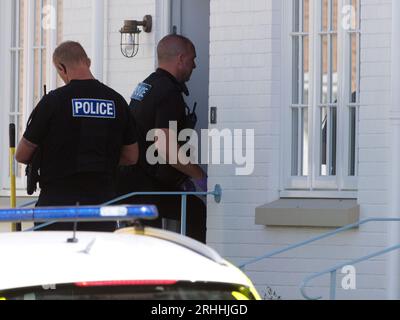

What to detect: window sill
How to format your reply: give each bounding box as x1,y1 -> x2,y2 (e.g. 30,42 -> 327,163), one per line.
280,190 -> 357,199
255,198 -> 360,228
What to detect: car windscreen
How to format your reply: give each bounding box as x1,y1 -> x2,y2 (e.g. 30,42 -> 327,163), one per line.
0,281 -> 257,300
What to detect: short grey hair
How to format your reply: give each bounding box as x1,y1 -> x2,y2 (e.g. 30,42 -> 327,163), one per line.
53,41 -> 89,67
157,34 -> 195,63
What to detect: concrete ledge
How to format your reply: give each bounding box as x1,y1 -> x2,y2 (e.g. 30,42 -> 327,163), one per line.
256,199 -> 360,228
0,197 -> 37,209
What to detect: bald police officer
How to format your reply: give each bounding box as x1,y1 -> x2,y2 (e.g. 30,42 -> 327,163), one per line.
16,41 -> 139,231
117,34 -> 207,243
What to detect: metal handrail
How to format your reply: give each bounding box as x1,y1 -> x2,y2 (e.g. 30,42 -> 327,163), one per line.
300,242 -> 400,300
23,185 -> 222,233
238,217 -> 400,300
238,217 -> 400,270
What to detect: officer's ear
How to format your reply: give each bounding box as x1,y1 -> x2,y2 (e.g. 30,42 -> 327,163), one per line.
87,58 -> 91,68
177,53 -> 185,66
56,63 -> 67,75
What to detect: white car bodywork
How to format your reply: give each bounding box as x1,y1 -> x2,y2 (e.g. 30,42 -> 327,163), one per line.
0,227 -> 259,299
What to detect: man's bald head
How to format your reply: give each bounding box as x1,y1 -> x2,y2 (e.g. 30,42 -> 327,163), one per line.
52,41 -> 94,84
53,41 -> 89,68
157,34 -> 195,64
157,35 -> 197,83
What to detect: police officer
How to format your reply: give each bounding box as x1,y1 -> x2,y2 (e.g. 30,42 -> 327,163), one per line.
16,41 -> 139,231
117,34 -> 207,243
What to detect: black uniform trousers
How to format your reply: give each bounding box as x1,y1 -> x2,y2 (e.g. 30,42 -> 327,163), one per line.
35,173 -> 117,232
117,167 -> 207,244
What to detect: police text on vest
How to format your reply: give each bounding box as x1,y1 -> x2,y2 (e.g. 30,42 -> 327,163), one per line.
72,99 -> 116,119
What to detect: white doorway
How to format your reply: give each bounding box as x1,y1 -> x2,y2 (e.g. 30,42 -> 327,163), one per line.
170,0 -> 210,160
159,0 -> 210,232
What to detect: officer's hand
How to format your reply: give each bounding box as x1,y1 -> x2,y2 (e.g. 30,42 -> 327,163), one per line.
194,177 -> 208,192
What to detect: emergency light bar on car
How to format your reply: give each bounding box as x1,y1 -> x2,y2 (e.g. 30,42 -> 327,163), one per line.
0,205 -> 158,223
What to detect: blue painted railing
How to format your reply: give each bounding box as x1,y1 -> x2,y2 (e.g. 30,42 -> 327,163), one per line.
22,185 -> 222,234
238,217 -> 400,300
300,242 -> 400,300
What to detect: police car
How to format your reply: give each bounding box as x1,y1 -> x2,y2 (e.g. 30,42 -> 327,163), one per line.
0,205 -> 260,300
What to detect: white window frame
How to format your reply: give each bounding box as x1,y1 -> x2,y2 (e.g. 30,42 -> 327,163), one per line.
0,0 -> 9,194
280,0 -> 360,198
0,0 -> 20,196
0,0 -> 58,197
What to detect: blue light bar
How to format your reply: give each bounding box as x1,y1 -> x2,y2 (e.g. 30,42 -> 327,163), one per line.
0,205 -> 158,223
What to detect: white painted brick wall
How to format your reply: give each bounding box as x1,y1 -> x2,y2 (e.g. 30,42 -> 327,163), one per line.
208,0 -> 391,300
60,0 -> 394,300
358,0 -> 391,217
62,0 -> 157,101
355,0 -> 392,300
62,0 -> 92,49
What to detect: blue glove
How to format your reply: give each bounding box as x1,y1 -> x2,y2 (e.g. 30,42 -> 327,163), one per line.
194,177 -> 208,192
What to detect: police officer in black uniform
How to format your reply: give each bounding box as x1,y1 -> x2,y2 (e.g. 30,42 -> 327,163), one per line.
16,41 -> 139,231
117,34 -> 207,243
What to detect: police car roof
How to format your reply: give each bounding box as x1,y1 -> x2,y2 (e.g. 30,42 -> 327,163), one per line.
0,229 -> 249,291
